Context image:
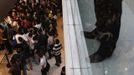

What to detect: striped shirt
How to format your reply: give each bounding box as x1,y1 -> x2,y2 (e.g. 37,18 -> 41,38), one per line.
53,43 -> 62,56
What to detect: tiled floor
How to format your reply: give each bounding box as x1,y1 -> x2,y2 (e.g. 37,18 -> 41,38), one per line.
78,0 -> 134,75
0,13 -> 64,75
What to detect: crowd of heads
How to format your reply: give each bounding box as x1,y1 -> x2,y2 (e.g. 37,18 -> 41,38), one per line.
3,0 -> 61,39
0,0 -> 62,74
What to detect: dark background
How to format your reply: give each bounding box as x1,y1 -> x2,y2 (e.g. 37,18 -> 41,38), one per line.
0,0 -> 17,20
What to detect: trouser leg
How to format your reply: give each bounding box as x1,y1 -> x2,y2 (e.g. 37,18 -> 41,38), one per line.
55,55 -> 61,66
5,40 -> 13,54
41,68 -> 47,75
22,64 -> 27,75
48,45 -> 53,58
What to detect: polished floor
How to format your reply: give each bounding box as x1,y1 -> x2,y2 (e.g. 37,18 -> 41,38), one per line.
0,13 -> 64,75
78,0 -> 134,75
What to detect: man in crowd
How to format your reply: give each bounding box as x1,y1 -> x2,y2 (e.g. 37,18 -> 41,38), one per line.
53,39 -> 62,66
0,23 -> 13,54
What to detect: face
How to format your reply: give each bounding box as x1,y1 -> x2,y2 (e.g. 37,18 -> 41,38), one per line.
0,0 -> 17,20
12,12 -> 16,17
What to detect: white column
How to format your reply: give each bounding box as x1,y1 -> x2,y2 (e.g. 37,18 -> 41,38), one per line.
62,0 -> 93,75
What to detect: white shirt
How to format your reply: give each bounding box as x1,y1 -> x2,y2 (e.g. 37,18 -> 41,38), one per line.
40,56 -> 47,68
27,36 -> 35,49
14,34 -> 28,44
36,0 -> 39,3
48,36 -> 54,45
34,23 -> 41,29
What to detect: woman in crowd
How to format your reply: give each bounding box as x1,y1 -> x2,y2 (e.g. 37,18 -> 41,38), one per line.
38,51 -> 50,75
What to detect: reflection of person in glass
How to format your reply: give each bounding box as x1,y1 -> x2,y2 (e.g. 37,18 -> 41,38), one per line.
84,0 -> 123,63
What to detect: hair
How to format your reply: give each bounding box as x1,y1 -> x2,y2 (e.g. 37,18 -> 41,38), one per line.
18,37 -> 23,42
37,50 -> 44,58
0,25 -> 4,30
55,39 -> 60,44
28,32 -> 33,37
33,35 -> 38,40
62,66 -> 65,71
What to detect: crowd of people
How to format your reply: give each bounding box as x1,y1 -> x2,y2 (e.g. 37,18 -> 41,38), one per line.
0,0 -> 63,75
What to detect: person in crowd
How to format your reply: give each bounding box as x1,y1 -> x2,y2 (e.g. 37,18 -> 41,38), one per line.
14,32 -> 28,45
27,32 -> 35,55
0,25 -> 5,50
0,23 -> 13,54
18,37 -> 31,75
38,51 -> 50,75
47,34 -> 54,59
33,35 -> 40,64
53,39 -> 62,66
57,0 -> 62,13
9,53 -> 21,75
47,23 -> 57,37
61,66 -> 65,75
37,29 -> 48,54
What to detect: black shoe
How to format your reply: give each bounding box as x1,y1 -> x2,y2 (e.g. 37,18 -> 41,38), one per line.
84,28 -> 98,39
89,53 -> 105,63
